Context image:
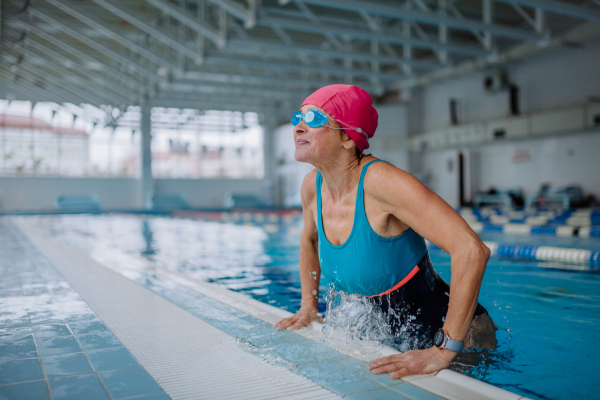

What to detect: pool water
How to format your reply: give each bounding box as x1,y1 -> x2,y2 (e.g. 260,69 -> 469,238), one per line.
22,214 -> 600,400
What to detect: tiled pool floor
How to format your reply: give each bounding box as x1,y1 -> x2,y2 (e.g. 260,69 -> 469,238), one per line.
0,222 -> 169,400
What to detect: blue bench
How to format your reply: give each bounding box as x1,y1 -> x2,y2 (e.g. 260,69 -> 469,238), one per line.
55,194 -> 102,212
147,194 -> 190,211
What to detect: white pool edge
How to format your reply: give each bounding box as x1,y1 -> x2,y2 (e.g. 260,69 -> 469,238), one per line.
150,262 -> 529,400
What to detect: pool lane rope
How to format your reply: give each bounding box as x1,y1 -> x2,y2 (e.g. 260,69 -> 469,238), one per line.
427,241 -> 600,270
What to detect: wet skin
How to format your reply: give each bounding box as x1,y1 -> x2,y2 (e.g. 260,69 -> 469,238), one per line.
274,104 -> 494,378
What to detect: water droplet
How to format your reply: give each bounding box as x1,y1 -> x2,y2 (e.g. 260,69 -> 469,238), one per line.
312,271 -> 317,275
312,290 -> 317,295
507,328 -> 513,334
498,307 -> 501,310
506,306 -> 510,311
312,276 -> 316,280
503,315 -> 506,318
444,292 -> 449,296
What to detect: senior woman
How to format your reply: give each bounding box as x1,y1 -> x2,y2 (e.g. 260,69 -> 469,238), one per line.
273,84 -> 495,378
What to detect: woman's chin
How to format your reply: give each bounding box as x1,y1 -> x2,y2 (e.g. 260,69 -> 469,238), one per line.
294,148 -> 312,163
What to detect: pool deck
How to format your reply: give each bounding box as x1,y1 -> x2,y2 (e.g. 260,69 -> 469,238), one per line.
1,218 -> 529,400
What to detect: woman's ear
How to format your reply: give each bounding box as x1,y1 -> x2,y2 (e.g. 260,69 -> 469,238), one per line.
341,131 -> 355,150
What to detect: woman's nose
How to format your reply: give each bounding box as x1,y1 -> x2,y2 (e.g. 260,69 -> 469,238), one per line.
294,120 -> 307,134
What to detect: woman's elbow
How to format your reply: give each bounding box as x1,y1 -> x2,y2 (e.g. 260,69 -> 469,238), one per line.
480,242 -> 491,262
463,240 -> 490,269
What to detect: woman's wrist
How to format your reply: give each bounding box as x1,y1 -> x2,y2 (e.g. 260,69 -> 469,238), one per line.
299,304 -> 319,313
432,346 -> 458,363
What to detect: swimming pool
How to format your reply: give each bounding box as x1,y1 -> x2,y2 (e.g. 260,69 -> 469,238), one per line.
19,213 -> 600,400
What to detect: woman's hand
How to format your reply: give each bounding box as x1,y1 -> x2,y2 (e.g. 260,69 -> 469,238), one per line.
367,347 -> 456,379
274,308 -> 323,331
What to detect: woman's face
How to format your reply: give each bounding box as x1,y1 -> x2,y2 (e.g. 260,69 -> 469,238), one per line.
293,104 -> 344,164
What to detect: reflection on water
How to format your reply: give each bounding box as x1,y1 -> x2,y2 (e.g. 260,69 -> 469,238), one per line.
18,214 -> 600,400
141,220 -> 156,256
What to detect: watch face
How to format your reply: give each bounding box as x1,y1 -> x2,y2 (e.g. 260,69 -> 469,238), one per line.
433,330 -> 445,347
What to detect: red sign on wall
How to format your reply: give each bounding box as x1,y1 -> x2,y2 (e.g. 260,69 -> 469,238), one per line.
511,149 -> 532,164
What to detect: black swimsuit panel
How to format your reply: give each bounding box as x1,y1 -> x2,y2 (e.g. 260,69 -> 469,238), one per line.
368,253 -> 488,350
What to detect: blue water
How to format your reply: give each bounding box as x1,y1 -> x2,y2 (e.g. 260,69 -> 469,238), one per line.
24,214 -> 600,400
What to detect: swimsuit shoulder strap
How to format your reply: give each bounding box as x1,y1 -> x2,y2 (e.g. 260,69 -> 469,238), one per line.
316,170 -> 324,233
356,159 -> 388,221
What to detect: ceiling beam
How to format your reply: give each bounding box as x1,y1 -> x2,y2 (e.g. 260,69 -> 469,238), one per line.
145,0 -> 224,48
4,49 -> 123,106
10,21 -> 150,96
45,0 -> 180,73
294,0 -> 542,42
202,54 -> 407,82
226,39 -> 440,71
0,70 -> 66,104
3,53 -> 109,105
392,21 -> 600,90
5,29 -> 137,104
14,6 -> 162,86
494,0 -> 600,23
179,70 -> 347,91
88,0 -> 202,61
163,81 -> 311,98
0,65 -> 93,105
10,51 -> 135,106
255,16 -> 490,58
142,0 -> 418,80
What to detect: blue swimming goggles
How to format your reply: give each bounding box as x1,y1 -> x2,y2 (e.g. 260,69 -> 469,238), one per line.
291,109 -> 366,136
291,109 -> 329,128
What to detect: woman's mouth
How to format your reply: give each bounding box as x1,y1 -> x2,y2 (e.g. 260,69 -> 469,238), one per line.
296,139 -> 309,145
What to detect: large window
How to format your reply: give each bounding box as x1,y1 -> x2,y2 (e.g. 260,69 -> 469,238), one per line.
0,100 -> 140,177
0,100 -> 264,179
150,108 -> 264,179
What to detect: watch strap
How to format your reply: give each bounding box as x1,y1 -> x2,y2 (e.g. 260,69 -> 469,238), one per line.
444,335 -> 463,353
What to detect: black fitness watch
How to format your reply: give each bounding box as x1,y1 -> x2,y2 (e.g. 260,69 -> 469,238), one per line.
433,329 -> 463,353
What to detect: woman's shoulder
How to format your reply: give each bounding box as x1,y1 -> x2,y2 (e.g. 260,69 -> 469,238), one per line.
363,158 -> 421,199
363,157 -> 405,177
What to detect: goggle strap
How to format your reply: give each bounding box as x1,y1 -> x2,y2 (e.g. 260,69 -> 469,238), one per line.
333,119 -> 369,141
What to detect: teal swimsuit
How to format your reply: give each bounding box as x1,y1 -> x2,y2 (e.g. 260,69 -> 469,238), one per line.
316,160 -> 489,349
316,160 -> 428,297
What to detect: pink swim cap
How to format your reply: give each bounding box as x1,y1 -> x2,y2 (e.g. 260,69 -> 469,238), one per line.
302,84 -> 378,152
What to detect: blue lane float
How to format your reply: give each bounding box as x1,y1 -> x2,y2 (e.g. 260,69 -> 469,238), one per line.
427,241 -> 600,270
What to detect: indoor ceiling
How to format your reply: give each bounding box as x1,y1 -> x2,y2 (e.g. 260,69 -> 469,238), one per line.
1,0 -> 599,113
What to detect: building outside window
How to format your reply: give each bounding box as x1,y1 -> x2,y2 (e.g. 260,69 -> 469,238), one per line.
148,108 -> 264,179
1,101 -> 264,179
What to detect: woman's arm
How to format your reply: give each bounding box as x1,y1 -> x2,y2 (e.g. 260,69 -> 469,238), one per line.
364,162 -> 490,378
274,171 -> 323,331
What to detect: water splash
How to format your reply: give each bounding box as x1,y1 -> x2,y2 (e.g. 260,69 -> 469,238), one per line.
319,287 -> 432,354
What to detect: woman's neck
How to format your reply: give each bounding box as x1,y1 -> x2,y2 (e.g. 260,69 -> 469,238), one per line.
317,154 -> 369,203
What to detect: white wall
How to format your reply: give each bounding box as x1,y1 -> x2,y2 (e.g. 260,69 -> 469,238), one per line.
471,131 -> 600,197
368,104 -> 409,171
408,36 -> 600,133
154,178 -> 270,208
407,35 -> 600,203
0,177 -> 138,211
416,149 -> 461,209
0,176 -> 271,211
